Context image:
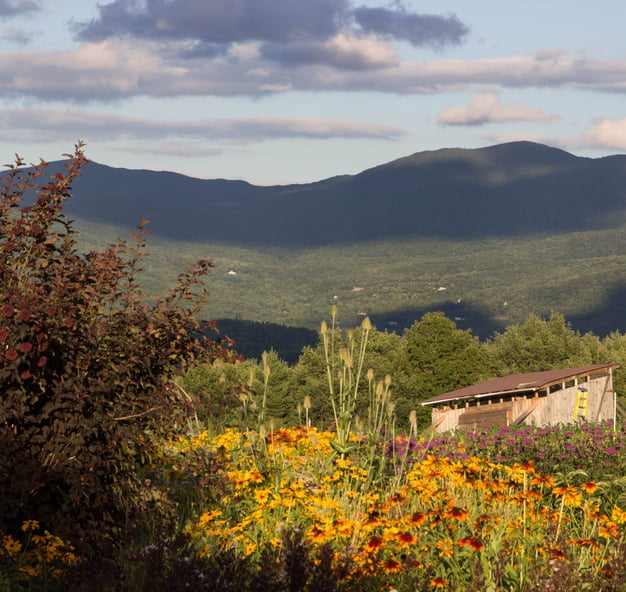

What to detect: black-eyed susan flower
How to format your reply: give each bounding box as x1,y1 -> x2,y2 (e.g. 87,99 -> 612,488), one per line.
383,557 -> 401,573
367,535 -> 384,550
459,535 -> 484,551
435,537 -> 454,558
599,519 -> 619,539
548,547 -> 566,560
1,535 -> 22,557
552,485 -> 582,507
397,531 -> 415,546
447,505 -> 470,521
410,511 -> 427,527
581,481 -> 598,495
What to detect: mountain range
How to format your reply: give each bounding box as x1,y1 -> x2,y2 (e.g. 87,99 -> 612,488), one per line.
57,141 -> 626,247
14,141 -> 626,352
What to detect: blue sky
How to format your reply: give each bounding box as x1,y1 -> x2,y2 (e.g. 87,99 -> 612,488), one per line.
1,0 -> 625,184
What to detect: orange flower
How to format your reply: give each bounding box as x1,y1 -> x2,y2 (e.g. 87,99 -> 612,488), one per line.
570,538 -> 599,548
531,474 -> 555,488
552,485 -> 582,507
410,511 -> 427,527
436,538 -> 454,558
383,558 -> 401,573
430,577 -> 448,588
581,481 -> 598,494
367,536 -> 384,550
390,493 -> 408,505
397,531 -> 415,545
611,506 -> 626,525
599,520 -> 619,539
511,460 -> 535,475
548,547 -> 566,560
473,514 -> 492,528
447,506 -> 469,521
459,536 -> 484,551
309,524 -> 332,543
430,513 -> 444,528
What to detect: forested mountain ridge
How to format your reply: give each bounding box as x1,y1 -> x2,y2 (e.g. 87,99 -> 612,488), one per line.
49,141 -> 626,247
12,141 -> 626,344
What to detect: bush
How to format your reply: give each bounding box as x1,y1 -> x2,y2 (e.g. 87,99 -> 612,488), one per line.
0,144 -> 237,556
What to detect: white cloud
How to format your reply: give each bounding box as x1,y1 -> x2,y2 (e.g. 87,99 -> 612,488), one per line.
257,82 -> 294,92
0,107 -> 407,143
579,118 -> 626,151
227,42 -> 261,61
437,93 -> 560,125
320,53 -> 626,95
0,40 -> 167,100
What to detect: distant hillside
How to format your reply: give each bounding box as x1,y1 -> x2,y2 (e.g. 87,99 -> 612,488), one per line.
10,142 -> 626,345
52,141 -> 626,247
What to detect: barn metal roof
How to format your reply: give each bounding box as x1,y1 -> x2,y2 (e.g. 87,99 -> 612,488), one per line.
421,363 -> 619,407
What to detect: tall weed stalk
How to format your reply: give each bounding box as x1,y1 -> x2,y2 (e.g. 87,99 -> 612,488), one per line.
320,306 -> 371,454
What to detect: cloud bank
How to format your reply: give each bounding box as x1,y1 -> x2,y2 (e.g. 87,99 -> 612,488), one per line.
0,107 -> 406,145
3,41 -> 626,103
74,0 -> 468,49
0,1 -> 622,105
68,0 -> 470,86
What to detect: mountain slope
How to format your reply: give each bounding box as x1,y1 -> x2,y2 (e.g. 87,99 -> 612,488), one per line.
57,141 -> 626,247
11,142 -> 626,342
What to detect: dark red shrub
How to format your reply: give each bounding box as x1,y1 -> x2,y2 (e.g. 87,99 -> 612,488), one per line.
0,143 -> 237,555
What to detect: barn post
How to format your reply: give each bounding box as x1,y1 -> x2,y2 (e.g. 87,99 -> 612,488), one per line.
612,366 -> 617,432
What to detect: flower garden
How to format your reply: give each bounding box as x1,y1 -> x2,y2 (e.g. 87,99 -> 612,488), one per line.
140,421 -> 626,591
4,401 -> 626,590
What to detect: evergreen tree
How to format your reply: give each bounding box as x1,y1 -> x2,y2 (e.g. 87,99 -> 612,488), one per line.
253,349 -> 293,427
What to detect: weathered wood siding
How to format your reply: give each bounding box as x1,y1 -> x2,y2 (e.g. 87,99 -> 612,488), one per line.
430,371 -> 615,433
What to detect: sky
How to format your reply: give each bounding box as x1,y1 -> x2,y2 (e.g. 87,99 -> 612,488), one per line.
0,0 -> 626,184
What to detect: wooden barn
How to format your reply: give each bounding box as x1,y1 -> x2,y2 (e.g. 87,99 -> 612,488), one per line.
421,363 -> 619,433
